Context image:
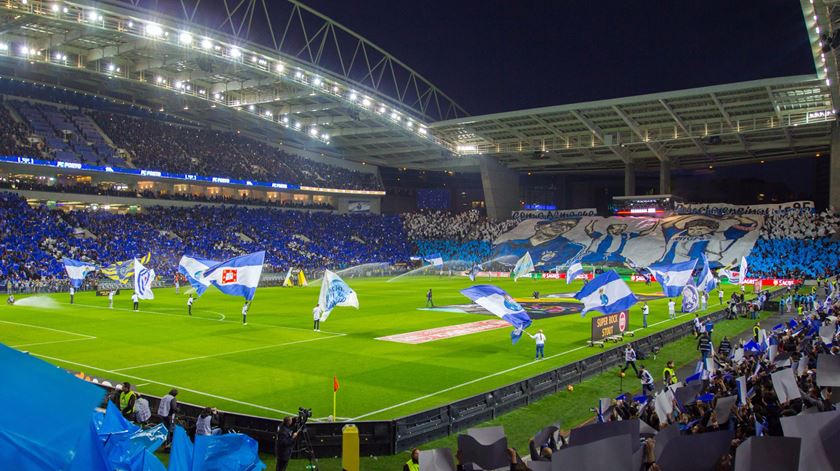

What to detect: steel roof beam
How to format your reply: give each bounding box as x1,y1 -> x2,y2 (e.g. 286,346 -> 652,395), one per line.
710,92 -> 752,154
569,110 -> 630,163
657,98 -> 711,159
611,105 -> 668,162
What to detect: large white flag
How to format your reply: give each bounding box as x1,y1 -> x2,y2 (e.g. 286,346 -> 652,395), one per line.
318,270 -> 359,321
133,258 -> 155,300
739,257 -> 748,285
512,252 -> 534,282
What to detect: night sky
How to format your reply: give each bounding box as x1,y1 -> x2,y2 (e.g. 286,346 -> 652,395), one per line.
300,0 -> 815,115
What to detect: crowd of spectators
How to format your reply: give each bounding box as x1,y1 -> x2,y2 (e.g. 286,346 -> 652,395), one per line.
415,239 -> 492,264
0,192 -> 409,286
759,208 -> 839,240
91,111 -> 382,191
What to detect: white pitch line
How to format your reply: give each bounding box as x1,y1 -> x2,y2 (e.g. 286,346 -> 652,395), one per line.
350,311 -> 702,420
350,344 -> 589,420
30,351 -> 298,417
112,332 -> 346,372
64,302 -> 344,335
0,319 -> 96,339
11,337 -> 97,348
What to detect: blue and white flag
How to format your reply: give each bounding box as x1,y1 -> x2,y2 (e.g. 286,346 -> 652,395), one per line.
177,255 -> 219,296
424,253 -> 444,267
461,285 -> 533,344
318,269 -> 359,322
133,259 -> 155,300
695,255 -> 718,294
738,256 -> 748,285
201,251 -> 265,301
574,270 -> 638,317
648,259 -> 698,298
566,261 -> 584,285
681,281 -> 700,313
512,252 -> 534,282
62,258 -> 96,288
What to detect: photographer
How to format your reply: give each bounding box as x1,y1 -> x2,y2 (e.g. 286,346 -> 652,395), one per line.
275,416 -> 299,471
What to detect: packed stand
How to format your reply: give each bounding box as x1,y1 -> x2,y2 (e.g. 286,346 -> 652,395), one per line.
748,208 -> 840,279
0,192 -> 409,288
91,111 -> 381,191
403,210 -> 518,242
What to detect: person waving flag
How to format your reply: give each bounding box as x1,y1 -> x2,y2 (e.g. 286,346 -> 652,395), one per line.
461,285 -> 533,344
574,270 -> 638,317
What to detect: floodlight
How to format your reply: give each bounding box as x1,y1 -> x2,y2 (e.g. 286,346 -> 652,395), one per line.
332,86 -> 339,93
276,63 -> 285,73
349,92 -> 357,101
361,98 -> 370,106
229,47 -> 241,58
295,71 -> 303,79
127,20 -> 134,28
201,38 -> 212,49
107,63 -> 115,72
309,128 -> 318,136
155,76 -> 163,83
312,77 -> 322,86
179,32 -> 192,45
248,104 -> 255,111
146,23 -> 163,37
51,4 -> 59,12
0,43 -> 7,51
378,106 -> 386,113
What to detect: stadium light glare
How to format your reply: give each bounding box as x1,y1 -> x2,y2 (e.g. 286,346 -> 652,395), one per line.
230,47 -> 242,58
276,63 -> 285,73
62,6 -> 67,13
264,111 -> 272,117
349,92 -> 357,101
406,121 -> 413,128
107,63 -> 115,72
309,128 -> 319,136
251,55 -> 258,63
391,112 -> 400,121
361,98 -> 371,107
248,104 -> 255,111
294,122 -> 301,129
21,0 -> 27,4
174,80 -> 182,88
179,32 -> 192,45
378,106 -> 386,114
51,4 -> 59,12
213,93 -> 220,100
332,86 -> 339,93
0,43 -> 9,51
281,116 -> 289,123
313,77 -> 322,86
145,23 -> 163,37
155,76 -> 163,84
201,38 -> 212,49
127,20 -> 134,28
295,71 -> 304,79
418,127 -> 427,135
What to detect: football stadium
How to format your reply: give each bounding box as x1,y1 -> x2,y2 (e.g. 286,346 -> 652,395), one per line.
1,0 -> 840,470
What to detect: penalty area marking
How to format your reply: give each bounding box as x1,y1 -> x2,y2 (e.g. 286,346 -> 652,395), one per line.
350,310 -> 701,420
29,351 -> 299,417
111,332 -> 346,372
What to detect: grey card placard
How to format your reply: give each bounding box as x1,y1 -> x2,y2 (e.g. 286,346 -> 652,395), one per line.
817,353 -> 840,387
569,418 -> 640,452
656,430 -> 732,471
551,434 -> 633,471
419,448 -> 456,471
733,436 -> 801,471
780,409 -> 840,471
771,367 -> 801,403
533,425 -> 559,449
456,433 -> 509,471
466,426 -> 505,445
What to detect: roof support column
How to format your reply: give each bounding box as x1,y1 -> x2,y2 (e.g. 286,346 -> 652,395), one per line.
831,123 -> 840,211
624,162 -> 636,196
660,160 -> 672,195
479,156 -> 521,220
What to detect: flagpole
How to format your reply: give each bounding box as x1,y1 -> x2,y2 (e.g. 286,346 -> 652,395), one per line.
333,389 -> 337,420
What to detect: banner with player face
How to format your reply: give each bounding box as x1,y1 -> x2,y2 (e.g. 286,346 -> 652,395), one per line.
492,214 -> 763,268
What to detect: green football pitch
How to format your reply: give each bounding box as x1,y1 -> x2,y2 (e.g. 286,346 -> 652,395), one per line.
0,276 -> 740,421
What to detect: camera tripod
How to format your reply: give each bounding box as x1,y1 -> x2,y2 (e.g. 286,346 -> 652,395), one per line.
293,425 -> 319,471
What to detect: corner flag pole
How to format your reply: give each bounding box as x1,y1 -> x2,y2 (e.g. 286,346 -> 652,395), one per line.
333,375 -> 339,420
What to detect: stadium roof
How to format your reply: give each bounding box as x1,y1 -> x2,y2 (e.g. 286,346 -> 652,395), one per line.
0,0 -> 835,174
0,0 -> 466,169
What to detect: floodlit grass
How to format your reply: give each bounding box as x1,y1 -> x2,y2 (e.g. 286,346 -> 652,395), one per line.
0,276 -> 745,423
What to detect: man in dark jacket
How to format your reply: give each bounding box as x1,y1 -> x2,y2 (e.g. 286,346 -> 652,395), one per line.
275,416 -> 299,471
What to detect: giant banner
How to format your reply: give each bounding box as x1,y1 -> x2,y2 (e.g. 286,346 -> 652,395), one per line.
492,214 -> 763,268
675,201 -> 814,215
